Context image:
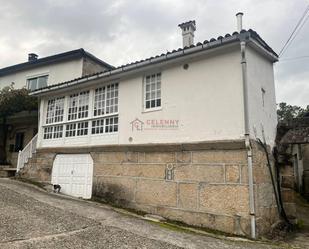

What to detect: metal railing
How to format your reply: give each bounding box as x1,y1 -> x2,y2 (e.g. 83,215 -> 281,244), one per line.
17,134 -> 38,172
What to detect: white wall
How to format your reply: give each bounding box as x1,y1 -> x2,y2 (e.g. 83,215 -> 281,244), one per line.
119,48 -> 244,144
0,59 -> 83,89
38,46 -> 246,148
246,46 -> 278,146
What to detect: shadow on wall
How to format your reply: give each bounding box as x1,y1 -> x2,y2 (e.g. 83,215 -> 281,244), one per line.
93,181 -> 130,207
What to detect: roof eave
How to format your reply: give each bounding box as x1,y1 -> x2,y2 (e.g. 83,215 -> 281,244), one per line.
248,37 -> 278,62
30,36 -> 240,97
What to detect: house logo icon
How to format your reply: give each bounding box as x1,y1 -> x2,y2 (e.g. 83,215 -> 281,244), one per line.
130,118 -> 144,131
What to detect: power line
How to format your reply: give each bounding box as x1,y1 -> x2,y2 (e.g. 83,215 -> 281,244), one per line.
279,55 -> 309,62
279,5 -> 309,57
281,13 -> 309,56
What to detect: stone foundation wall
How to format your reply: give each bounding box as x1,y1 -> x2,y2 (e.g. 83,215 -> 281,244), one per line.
20,139 -> 279,237
280,164 -> 296,218
251,142 -> 279,235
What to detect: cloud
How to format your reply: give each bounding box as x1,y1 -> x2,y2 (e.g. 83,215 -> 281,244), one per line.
0,0 -> 308,106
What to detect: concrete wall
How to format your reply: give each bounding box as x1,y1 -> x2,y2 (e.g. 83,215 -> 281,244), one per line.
37,46 -> 246,148
20,140 -> 278,237
82,58 -> 109,76
0,59 -> 83,89
246,46 -> 277,147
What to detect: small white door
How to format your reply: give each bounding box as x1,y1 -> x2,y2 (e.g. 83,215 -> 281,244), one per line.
51,154 -> 93,199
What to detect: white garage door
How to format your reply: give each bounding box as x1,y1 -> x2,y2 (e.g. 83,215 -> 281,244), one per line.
51,154 -> 93,199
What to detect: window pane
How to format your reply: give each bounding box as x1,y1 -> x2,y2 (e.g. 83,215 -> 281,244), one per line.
151,100 -> 156,108
144,73 -> 161,109
46,99 -> 55,124
28,79 -> 37,91
37,76 -> 48,89
146,101 -> 150,109
94,87 -> 105,116
28,75 -> 48,91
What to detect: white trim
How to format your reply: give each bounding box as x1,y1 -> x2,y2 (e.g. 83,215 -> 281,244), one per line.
26,71 -> 50,79
41,82 -> 119,141
143,72 -> 162,112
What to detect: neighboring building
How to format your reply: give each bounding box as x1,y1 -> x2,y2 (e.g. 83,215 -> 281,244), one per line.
278,117 -> 309,201
0,49 -> 113,167
21,14 -> 279,238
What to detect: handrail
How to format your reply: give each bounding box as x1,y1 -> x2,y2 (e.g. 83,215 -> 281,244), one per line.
16,134 -> 38,173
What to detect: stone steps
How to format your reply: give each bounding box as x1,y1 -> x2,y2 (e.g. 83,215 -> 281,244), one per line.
0,166 -> 16,178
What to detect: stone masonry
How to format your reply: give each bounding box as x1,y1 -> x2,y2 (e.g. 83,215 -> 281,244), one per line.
20,139 -> 278,237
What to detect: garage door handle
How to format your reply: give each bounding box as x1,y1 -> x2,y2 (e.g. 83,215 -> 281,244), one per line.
71,170 -> 74,175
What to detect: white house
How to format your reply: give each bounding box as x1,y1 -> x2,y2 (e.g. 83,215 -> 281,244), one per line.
0,49 -> 113,167
22,14 -> 279,238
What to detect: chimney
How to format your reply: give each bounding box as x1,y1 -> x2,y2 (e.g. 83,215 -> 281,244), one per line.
28,53 -> 38,62
178,20 -> 196,48
236,12 -> 244,32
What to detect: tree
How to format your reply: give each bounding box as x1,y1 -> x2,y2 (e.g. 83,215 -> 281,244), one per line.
277,102 -> 309,123
0,85 -> 38,164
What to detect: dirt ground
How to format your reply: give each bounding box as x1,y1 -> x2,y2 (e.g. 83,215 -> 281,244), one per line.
0,178 -> 303,249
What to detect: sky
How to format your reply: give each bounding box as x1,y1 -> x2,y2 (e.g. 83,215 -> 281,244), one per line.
0,0 -> 308,107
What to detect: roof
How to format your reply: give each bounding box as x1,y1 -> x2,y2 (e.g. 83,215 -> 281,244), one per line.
279,117 -> 309,144
30,29 -> 278,96
0,48 -> 114,77
281,127 -> 309,144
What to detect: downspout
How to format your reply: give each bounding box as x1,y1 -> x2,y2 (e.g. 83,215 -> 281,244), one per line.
240,38 -> 256,239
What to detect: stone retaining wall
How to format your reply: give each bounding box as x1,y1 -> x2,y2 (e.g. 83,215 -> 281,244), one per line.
280,164 -> 296,218
20,139 -> 278,237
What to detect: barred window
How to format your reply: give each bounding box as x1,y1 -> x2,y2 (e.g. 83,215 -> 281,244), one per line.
105,116 -> 118,133
94,83 -> 118,117
77,121 -> 88,136
144,73 -> 161,109
46,97 -> 64,124
65,123 -> 76,137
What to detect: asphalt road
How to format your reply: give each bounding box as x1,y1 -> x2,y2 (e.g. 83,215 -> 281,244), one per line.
0,178 -> 289,249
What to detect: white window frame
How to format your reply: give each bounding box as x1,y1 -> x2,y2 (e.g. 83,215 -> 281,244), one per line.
91,116 -> 118,135
93,83 -> 119,117
42,82 -> 119,140
45,97 -> 65,125
68,91 -> 90,121
143,72 -> 162,112
27,75 -> 49,91
43,125 -> 64,139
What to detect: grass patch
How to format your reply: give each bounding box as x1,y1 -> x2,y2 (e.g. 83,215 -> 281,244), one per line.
91,195 -> 239,238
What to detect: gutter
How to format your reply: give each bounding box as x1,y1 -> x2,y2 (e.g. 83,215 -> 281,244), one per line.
240,35 -> 256,239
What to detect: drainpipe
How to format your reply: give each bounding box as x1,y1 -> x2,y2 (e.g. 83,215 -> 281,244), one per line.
240,37 -> 256,238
